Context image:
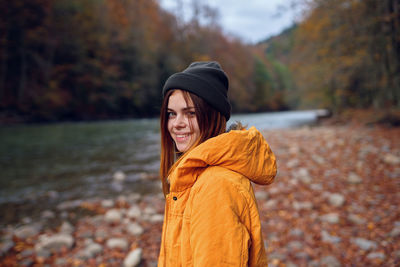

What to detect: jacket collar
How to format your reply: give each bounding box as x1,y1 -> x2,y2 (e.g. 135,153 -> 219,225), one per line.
169,127 -> 277,192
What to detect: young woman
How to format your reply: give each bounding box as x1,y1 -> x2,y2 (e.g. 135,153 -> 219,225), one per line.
158,61 -> 277,266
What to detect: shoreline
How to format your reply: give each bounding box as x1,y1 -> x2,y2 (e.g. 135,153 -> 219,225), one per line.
1,123 -> 399,266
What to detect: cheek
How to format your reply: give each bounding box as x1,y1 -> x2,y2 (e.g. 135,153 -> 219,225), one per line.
167,120 -> 173,135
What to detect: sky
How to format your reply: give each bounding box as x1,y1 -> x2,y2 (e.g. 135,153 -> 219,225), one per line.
160,0 -> 299,44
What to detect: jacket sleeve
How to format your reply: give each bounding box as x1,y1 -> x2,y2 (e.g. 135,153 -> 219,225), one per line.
189,176 -> 251,266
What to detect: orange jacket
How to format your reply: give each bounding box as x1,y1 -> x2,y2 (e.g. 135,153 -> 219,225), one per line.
158,127 -> 277,266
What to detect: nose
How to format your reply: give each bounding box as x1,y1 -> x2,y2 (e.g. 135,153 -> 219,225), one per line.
172,113 -> 186,128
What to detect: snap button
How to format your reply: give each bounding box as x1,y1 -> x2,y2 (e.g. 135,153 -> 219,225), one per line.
173,196 -> 177,201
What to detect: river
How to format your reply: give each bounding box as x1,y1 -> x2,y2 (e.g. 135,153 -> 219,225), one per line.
0,110 -> 324,224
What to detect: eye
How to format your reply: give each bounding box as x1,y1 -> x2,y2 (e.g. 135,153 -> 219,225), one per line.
167,111 -> 176,118
186,111 -> 196,117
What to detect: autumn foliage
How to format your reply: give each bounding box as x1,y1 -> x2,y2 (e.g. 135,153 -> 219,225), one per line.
0,0 -> 285,123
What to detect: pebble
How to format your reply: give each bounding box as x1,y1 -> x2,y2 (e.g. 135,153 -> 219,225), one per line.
126,222 -> 144,236
312,155 -> 325,165
351,237 -> 377,250
105,209 -> 123,224
289,228 -> 304,237
123,248 -> 143,267
382,154 -> 400,165
57,199 -> 83,210
35,233 -> 74,252
366,252 -> 386,260
255,191 -> 269,201
296,168 -> 312,184
287,241 -> 303,250
14,224 -> 41,239
320,213 -> 340,224
287,159 -> 300,168
321,230 -> 341,244
113,171 -> 126,182
264,199 -> 278,208
320,255 -> 341,267
19,258 -> 34,267
77,242 -> 103,259
127,205 -> 142,219
0,240 -> 15,256
389,226 -> 400,237
36,248 -> 51,259
347,214 -> 366,225
293,201 -> 313,210
328,193 -> 345,207
144,206 -> 156,215
106,238 -> 129,250
149,214 -> 164,223
347,173 -> 362,184
60,221 -> 75,234
41,210 -> 56,219
101,199 -> 115,208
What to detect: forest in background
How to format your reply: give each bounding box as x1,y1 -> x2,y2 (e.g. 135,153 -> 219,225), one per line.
1,0 -> 399,123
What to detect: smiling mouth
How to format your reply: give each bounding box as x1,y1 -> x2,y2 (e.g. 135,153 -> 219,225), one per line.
175,133 -> 190,142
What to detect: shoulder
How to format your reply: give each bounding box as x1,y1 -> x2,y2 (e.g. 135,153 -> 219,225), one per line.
191,166 -> 254,211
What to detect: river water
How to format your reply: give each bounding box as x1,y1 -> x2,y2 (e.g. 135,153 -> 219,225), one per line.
0,110 -> 323,224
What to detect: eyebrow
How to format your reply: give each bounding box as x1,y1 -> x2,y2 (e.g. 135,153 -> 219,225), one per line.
167,106 -> 195,111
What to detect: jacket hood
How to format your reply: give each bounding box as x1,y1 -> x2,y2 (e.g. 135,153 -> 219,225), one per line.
169,127 -> 277,192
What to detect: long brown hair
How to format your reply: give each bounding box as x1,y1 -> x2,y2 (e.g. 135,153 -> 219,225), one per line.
160,90 -> 227,195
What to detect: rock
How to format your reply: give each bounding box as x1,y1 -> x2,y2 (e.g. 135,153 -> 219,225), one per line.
41,210 -> 56,219
383,154 -> 400,165
54,258 -> 68,266
95,229 -> 108,240
255,191 -> 269,201
126,222 -> 144,236
36,248 -> 51,259
59,221 -> 74,234
0,240 -> 14,256
287,241 -> 303,250
123,248 -> 143,267
149,214 -> 164,223
321,230 -> 341,244
320,213 -> 340,224
57,199 -> 83,210
296,168 -> 312,184
289,228 -> 304,237
293,201 -> 313,211
351,238 -> 377,250
389,226 -> 400,237
105,209 -> 123,224
127,205 -> 142,219
348,214 -> 366,225
35,234 -> 74,253
312,155 -> 325,165
367,252 -> 386,260
113,171 -> 126,181
20,249 -> 34,257
328,193 -> 345,207
264,199 -> 277,209
77,242 -> 103,259
19,258 -> 34,267
127,193 -> 141,203
101,199 -> 115,208
347,173 -> 362,184
14,224 -> 41,239
310,183 -> 323,191
106,238 -> 128,250
143,206 -> 156,215
320,255 -> 341,267
287,159 -> 299,168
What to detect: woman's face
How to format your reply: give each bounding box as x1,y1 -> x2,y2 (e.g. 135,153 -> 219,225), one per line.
167,90 -> 200,152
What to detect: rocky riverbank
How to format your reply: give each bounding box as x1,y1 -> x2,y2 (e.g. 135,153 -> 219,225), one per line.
1,124 -> 399,266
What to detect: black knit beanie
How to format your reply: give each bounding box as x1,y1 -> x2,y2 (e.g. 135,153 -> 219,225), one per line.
162,61 -> 231,120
